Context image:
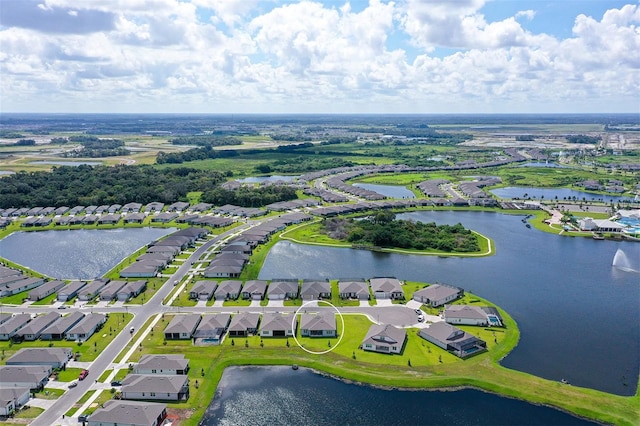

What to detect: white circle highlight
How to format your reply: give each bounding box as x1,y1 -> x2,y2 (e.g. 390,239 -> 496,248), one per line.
291,300 -> 345,355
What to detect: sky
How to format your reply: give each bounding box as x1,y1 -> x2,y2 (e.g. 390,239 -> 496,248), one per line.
0,0 -> 638,114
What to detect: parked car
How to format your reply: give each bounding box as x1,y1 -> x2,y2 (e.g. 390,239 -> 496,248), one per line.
58,305 -> 68,310
78,369 -> 89,380
414,309 -> 422,315
68,381 -> 78,388
78,413 -> 89,422
417,315 -> 424,322
110,380 -> 122,386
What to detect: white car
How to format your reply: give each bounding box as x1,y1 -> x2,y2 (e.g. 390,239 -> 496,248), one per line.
417,315 -> 424,322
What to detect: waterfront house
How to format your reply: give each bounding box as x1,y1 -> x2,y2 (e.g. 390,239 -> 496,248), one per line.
443,305 -> 503,327
0,387 -> 30,416
361,324 -> 406,355
370,277 -> 404,300
300,312 -> 336,337
57,280 -> 87,301
121,375 -> 189,401
28,280 -> 65,301
152,212 -> 179,223
300,280 -> 331,300
214,280 -> 242,300
240,280 -> 267,300
266,281 -> 299,300
6,347 -> 72,369
193,314 -> 231,344
338,281 -> 370,300
134,354 -> 190,375
203,264 -> 243,278
0,277 -> 46,297
189,280 -> 218,301
164,314 -> 201,340
0,365 -> 51,391
228,313 -> 260,337
65,313 -> 106,342
120,261 -> 161,278
14,312 -> 59,341
259,313 -> 296,337
40,311 -> 85,340
418,322 -> 487,358
98,213 -> 122,225
87,400 -> 167,426
0,314 -> 32,341
124,212 -> 146,223
413,284 -> 463,307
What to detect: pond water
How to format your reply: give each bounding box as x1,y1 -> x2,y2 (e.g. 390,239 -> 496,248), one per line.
490,186 -> 637,203
260,211 -> 640,395
0,227 -> 176,280
29,160 -> 102,166
353,183 -> 415,199
236,175 -> 298,183
201,366 -> 597,426
0,171 -> 15,175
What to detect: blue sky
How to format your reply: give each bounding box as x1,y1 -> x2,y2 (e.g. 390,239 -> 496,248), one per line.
0,0 -> 638,114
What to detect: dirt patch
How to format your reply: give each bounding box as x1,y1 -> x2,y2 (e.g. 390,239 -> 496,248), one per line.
166,408 -> 196,425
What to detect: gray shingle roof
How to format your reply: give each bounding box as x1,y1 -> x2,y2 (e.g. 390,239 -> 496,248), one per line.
300,312 -> 336,331
89,400 -> 167,425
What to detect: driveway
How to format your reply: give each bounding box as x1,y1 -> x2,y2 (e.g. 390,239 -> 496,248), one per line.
375,299 -> 393,307
267,300 -> 284,307
250,300 -> 262,307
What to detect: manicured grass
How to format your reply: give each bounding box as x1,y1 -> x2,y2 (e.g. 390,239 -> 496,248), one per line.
14,406 -> 44,419
55,367 -> 83,382
223,299 -> 251,307
35,388 -> 64,399
66,389 -> 95,417
31,293 -> 58,306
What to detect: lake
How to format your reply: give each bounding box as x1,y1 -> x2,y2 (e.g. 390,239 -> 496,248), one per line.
201,366 -> 597,426
0,227 -> 176,280
490,186 -> 637,203
353,183 -> 415,199
260,211 -> 640,395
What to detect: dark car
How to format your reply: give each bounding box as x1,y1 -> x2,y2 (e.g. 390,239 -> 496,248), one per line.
110,380 -> 122,386
78,414 -> 89,422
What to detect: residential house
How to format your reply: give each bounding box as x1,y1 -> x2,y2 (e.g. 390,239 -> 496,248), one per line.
189,280 -> 217,301
120,261 -> 161,278
77,279 -> 109,301
338,281 -> 370,300
266,281 -> 299,300
0,387 -> 30,416
121,375 -> 189,401
124,212 -> 146,224
240,280 -> 267,300
144,202 -> 165,213
300,312 -> 336,337
193,314 -> 231,344
164,314 -> 201,340
40,311 -> 85,340
167,201 -> 189,212
66,313 -> 106,342
0,366 -> 51,391
0,277 -> 46,297
134,354 -> 190,375
87,400 -> 167,426
369,278 -> 404,300
214,280 -> 242,300
28,280 -> 65,301
418,322 -> 487,358
227,313 -> 260,337
361,324 -> 406,354
6,347 -> 72,369
0,314 -> 32,341
260,313 -> 296,337
99,280 -> 128,301
300,280 -> 331,300
117,280 -> 147,301
443,305 -> 503,327
14,312 -> 59,341
57,280 -> 87,301
122,202 -> 143,213
413,284 -> 463,307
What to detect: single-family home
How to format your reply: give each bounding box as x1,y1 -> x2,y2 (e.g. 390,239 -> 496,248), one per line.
122,202 -> 143,213
144,202 -> 165,213
300,312 -> 336,337
214,280 -> 242,300
13,312 -> 60,341
413,284 -> 463,307
370,277 -> 404,300
77,279 -> 109,301
134,354 -> 190,375
28,280 -> 65,301
203,264 -> 243,278
164,314 -> 201,340
266,281 -> 299,300
361,324 -> 406,355
6,347 -> 72,369
57,280 -> 87,301
338,281 -> 370,300
40,311 -> 85,340
0,314 -> 32,341
300,280 -> 331,300
193,314 -> 231,344
167,201 -> 189,212
0,277 -> 46,297
124,212 -> 146,224
88,400 -> 167,426
259,313 -> 296,337
121,375 -> 189,401
0,387 -> 30,416
240,280 -> 267,300
228,313 -> 260,337
117,280 -> 147,301
65,313 -> 106,342
99,280 -> 128,301
0,365 -> 51,391
419,322 -> 487,358
120,261 -> 161,279
189,280 -> 218,301
443,305 -> 503,327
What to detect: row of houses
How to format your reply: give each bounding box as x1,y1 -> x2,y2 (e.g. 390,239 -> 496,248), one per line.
0,312 -> 106,342
0,265 -> 46,298
163,312 -> 338,343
